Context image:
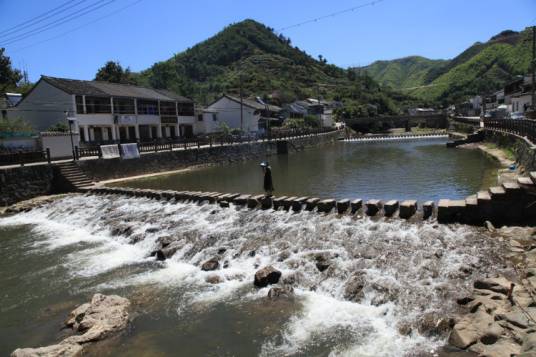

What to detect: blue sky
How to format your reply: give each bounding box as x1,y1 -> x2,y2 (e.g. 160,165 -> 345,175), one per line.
0,0 -> 535,82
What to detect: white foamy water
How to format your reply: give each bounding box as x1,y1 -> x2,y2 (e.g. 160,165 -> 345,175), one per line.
0,193 -> 506,356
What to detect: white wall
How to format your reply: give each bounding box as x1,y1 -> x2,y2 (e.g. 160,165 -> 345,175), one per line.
512,95 -> 532,113
8,80 -> 73,132
40,133 -> 80,159
207,97 -> 259,133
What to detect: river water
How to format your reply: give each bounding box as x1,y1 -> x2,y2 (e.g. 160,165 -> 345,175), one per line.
0,193 -> 508,356
110,139 -> 500,202
0,140 -> 506,356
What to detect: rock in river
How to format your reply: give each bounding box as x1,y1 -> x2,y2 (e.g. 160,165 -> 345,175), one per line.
11,293 -> 130,357
254,266 -> 282,287
201,257 -> 220,271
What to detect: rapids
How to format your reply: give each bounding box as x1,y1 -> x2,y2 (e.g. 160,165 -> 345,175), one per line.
0,193 -> 508,356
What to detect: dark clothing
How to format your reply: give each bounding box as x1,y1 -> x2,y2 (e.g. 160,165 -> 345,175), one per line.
264,168 -> 274,192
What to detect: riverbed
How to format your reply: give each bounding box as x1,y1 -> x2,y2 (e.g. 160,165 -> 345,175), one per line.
109,139 -> 501,202
0,193 -> 509,356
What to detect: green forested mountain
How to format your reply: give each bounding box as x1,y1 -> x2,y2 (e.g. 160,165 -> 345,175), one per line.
357,56 -> 447,89
356,28 -> 533,105
135,19 -> 417,115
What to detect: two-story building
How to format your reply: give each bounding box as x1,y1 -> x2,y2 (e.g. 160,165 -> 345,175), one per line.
206,94 -> 282,134
10,76 -> 196,143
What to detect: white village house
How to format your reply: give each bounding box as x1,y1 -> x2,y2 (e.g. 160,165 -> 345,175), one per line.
9,76 -> 197,143
205,94 -> 282,134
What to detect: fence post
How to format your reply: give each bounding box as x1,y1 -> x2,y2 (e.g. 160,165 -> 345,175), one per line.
74,146 -> 79,161
46,148 -> 51,164
98,146 -> 103,159
154,140 -> 158,153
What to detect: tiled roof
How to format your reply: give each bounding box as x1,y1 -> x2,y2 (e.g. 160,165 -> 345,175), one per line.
223,94 -> 281,112
42,76 -> 192,103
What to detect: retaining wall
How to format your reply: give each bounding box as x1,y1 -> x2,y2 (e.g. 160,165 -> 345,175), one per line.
0,165 -> 55,206
484,131 -> 536,171
77,131 -> 342,182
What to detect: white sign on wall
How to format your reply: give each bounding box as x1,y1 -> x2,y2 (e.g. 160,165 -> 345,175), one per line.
115,115 -> 137,125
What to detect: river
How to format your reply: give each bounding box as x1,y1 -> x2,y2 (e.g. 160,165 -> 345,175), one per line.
110,139 -> 500,202
0,140 -> 506,356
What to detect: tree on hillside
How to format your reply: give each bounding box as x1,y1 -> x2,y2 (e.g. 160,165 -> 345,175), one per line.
0,48 -> 22,92
95,61 -> 137,84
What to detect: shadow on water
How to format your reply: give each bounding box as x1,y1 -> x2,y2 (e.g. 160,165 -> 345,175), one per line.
111,139 -> 500,202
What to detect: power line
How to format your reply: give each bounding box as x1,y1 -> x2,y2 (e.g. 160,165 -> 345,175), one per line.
0,0 -> 83,36
277,0 -> 384,32
8,0 -> 144,53
0,0 -> 116,46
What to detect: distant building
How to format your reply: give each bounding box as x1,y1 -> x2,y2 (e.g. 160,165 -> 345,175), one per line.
206,94 -> 282,134
283,98 -> 340,127
504,76 -> 533,113
9,76 -> 196,143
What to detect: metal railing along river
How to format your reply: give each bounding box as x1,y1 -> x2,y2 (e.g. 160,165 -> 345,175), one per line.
483,118 -> 536,145
345,132 -> 448,143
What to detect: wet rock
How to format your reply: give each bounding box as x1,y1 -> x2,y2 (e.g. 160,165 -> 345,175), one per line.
474,277 -> 512,295
448,310 -> 500,349
267,286 -> 294,300
343,272 -> 366,302
201,258 -> 220,271
223,260 -> 229,269
11,343 -> 83,357
145,227 -> 159,234
12,294 -> 130,356
397,321 -> 413,336
110,224 -> 133,237
248,250 -> 256,257
417,312 -> 454,337
205,275 -> 223,284
485,221 -> 496,233
370,281 -> 399,306
156,235 -> 174,248
155,250 -> 166,261
314,254 -> 331,272
128,233 -> 144,244
254,266 -> 282,288
277,250 -> 291,262
217,248 -> 227,255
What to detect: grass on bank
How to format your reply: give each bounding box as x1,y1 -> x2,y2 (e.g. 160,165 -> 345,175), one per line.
482,142 -> 516,162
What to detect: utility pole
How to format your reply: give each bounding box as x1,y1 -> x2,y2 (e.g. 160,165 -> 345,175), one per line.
531,26 -> 536,112
317,85 -> 322,127
239,73 -> 244,133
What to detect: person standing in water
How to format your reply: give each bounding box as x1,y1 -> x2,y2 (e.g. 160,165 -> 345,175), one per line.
260,161 -> 274,196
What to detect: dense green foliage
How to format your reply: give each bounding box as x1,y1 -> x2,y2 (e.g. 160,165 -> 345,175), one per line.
356,28 -> 533,105
136,19 -> 416,116
0,48 -> 23,93
358,56 -> 446,89
95,61 -> 137,84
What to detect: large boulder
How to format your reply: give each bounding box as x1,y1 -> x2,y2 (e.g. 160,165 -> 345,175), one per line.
254,266 -> 282,287
201,258 -> 220,271
267,286 -> 294,300
11,294 -> 130,356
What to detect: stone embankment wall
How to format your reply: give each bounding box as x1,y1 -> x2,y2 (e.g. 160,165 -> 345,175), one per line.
0,165 -> 55,206
484,131 -> 536,171
77,131 -> 342,182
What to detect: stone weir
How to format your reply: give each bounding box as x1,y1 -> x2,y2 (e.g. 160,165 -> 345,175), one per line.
87,173 -> 536,226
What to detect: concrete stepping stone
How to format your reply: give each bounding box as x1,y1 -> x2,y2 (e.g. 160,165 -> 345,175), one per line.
282,197 -> 297,211
489,186 -> 506,199
423,201 -> 434,219
438,199 -> 466,223
305,198 -> 320,211
350,199 -> 363,214
336,199 -> 350,214
292,197 -> 309,212
518,177 -> 535,187
399,200 -> 417,219
502,182 -> 521,194
365,199 -> 382,216
233,195 -> 251,205
272,196 -> 288,210
318,199 -> 336,213
383,200 -> 399,216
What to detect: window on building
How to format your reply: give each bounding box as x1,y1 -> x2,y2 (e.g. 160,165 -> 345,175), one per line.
85,96 -> 112,114
137,100 -> 159,115
197,114 -> 203,121
113,98 -> 135,114
212,113 -> 218,122
178,102 -> 194,116
75,95 -> 84,114
160,101 -> 177,116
